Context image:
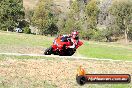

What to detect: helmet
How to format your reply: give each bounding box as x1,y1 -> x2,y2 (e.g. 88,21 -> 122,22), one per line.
71,30 -> 79,39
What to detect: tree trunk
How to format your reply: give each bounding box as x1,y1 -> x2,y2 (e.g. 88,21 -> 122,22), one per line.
7,28 -> 8,32
124,19 -> 128,44
125,26 -> 128,44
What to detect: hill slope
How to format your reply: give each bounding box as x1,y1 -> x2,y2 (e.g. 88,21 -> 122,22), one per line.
23,0 -> 70,12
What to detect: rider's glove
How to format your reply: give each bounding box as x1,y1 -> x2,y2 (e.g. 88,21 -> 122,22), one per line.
68,44 -> 75,48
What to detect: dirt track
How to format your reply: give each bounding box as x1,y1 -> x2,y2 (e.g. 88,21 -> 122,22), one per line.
0,55 -> 132,88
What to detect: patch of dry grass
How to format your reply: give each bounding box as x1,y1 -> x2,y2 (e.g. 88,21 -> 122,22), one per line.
0,55 -> 132,88
23,0 -> 39,10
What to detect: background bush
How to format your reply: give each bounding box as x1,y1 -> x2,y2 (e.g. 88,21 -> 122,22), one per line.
23,27 -> 31,34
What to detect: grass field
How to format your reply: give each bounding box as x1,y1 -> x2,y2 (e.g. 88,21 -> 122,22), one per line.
79,41 -> 132,60
0,31 -> 132,60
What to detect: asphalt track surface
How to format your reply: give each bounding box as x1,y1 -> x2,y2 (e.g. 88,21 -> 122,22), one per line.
0,53 -> 132,62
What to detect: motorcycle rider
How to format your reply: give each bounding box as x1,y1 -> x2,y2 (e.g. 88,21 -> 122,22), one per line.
68,30 -> 79,48
55,30 -> 79,48
71,30 -> 79,41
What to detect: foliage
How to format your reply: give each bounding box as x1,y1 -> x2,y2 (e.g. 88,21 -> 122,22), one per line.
58,0 -> 101,40
32,0 -> 59,36
0,0 -> 25,31
91,30 -> 105,41
59,0 -> 82,34
32,0 -> 49,34
128,25 -> 132,40
25,9 -> 34,23
79,0 -> 100,40
44,23 -> 58,36
18,20 -> 29,28
109,0 -> 132,43
85,0 -> 100,29
23,27 -> 31,34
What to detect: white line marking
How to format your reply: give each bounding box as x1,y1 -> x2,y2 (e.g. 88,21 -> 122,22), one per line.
0,53 -> 132,62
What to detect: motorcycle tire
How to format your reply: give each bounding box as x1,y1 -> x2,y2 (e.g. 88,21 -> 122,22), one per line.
66,48 -> 76,56
44,46 -> 52,55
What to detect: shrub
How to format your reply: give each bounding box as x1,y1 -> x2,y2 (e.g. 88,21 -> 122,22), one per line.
23,27 -> 31,34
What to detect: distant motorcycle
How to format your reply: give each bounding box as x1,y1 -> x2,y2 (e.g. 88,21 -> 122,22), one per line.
44,35 -> 83,56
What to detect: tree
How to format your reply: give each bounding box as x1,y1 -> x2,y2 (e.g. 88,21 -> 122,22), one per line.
32,0 -> 59,35
84,0 -> 100,39
59,0 -> 82,34
25,9 -> 34,24
85,0 -> 100,29
44,23 -> 58,36
0,0 -> 25,31
32,0 -> 49,34
109,0 -> 132,44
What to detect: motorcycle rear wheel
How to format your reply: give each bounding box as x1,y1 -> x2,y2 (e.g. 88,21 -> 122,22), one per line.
59,48 -> 75,56
66,48 -> 76,56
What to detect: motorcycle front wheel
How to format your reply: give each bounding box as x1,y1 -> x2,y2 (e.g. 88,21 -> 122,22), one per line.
44,46 -> 53,55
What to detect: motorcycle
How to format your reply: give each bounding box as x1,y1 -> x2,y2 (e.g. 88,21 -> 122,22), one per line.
44,35 -> 83,56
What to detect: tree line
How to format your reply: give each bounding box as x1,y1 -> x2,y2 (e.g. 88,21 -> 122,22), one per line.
0,0 -> 132,43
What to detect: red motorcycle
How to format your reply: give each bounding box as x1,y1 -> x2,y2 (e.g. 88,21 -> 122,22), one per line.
44,35 -> 83,56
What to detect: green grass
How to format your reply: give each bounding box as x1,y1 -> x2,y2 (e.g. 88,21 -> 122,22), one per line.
78,41 -> 132,60
0,31 -> 132,60
0,32 -> 53,47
